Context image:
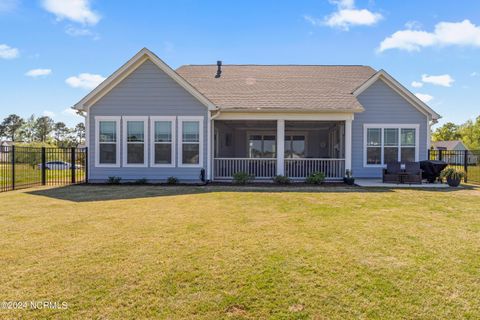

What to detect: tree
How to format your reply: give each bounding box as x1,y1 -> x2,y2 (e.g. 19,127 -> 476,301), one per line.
34,116 -> 54,142
19,115 -> 37,143
53,122 -> 70,144
459,116 -> 480,150
1,114 -> 25,141
432,122 -> 461,142
74,122 -> 86,145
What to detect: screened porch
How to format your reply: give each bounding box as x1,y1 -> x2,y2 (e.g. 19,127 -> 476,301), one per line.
213,120 -> 346,180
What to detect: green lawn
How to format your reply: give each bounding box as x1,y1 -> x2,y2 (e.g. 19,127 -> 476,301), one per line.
0,185 -> 479,319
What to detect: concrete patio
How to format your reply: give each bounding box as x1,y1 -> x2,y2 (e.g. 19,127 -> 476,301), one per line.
355,179 -> 449,188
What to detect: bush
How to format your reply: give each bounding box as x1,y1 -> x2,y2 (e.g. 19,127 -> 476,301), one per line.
107,176 -> 122,184
134,178 -> 148,185
233,171 -> 254,184
167,176 -> 179,185
306,171 -> 325,185
273,175 -> 290,185
440,168 -> 465,180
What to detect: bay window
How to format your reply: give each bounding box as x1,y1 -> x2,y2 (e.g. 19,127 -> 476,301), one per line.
150,117 -> 175,167
123,116 -> 148,167
95,116 -> 120,167
178,117 -> 203,167
364,124 -> 419,166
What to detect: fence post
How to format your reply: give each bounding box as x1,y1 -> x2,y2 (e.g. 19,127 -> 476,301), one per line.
438,149 -> 443,161
85,147 -> 88,184
464,150 -> 468,183
428,149 -> 431,160
71,147 -> 76,184
41,147 -> 46,185
11,145 -> 15,190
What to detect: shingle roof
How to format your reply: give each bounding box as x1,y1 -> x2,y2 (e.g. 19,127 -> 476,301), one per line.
432,140 -> 466,150
176,65 -> 376,112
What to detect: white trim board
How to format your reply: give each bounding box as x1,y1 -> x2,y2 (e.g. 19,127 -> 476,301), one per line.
73,48 -> 216,112
94,116 -> 121,168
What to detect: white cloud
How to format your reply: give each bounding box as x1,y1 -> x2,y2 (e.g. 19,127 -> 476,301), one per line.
62,108 -> 82,117
379,19 -> 480,52
43,110 -> 56,118
411,81 -> 423,88
65,25 -> 100,39
414,93 -> 434,103
25,68 -> 52,77
0,0 -> 19,12
421,74 -> 454,87
66,73 -> 105,90
310,0 -> 383,31
0,44 -> 19,59
42,0 -> 101,25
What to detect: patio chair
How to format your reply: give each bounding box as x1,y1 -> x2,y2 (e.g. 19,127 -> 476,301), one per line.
382,162 -> 401,183
404,162 -> 422,184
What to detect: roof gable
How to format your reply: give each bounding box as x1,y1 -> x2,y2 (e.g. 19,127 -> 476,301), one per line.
353,70 -> 441,121
73,48 -> 216,111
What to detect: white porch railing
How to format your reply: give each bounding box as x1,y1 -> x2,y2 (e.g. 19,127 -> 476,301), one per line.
285,158 -> 345,179
214,158 -> 345,180
214,158 -> 277,179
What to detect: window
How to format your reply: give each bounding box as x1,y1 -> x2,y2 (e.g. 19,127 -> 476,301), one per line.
123,116 -> 148,167
285,135 -> 306,158
150,117 -> 175,167
248,134 -> 276,158
95,116 -> 120,167
364,125 -> 419,166
178,117 -> 203,167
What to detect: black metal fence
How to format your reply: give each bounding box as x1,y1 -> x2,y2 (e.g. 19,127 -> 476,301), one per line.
0,146 -> 87,192
428,149 -> 480,184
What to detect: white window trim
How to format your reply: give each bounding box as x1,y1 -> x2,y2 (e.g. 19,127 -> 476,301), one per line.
122,116 -> 148,168
363,124 -> 420,168
95,116 -> 121,168
178,116 -> 204,168
150,116 -> 176,168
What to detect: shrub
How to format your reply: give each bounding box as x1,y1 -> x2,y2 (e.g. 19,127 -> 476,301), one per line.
167,176 -> 179,185
440,168 -> 465,181
233,171 -> 254,184
306,171 -> 325,185
134,178 -> 148,185
273,175 -> 290,185
107,176 -> 122,184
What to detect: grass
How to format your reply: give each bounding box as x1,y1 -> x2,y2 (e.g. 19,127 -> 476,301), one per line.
0,184 -> 479,319
0,164 -> 85,189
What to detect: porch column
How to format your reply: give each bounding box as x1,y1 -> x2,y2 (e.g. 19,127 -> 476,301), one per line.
277,119 -> 285,175
345,119 -> 352,172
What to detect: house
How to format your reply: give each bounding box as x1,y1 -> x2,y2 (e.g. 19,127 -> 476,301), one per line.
431,140 -> 468,151
72,48 -> 441,183
0,141 -> 13,163
431,140 -> 476,165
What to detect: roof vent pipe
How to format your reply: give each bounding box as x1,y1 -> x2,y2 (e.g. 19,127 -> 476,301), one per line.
215,60 -> 222,78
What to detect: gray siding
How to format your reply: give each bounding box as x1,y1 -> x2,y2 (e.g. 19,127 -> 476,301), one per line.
88,60 -> 208,182
353,79 -> 429,178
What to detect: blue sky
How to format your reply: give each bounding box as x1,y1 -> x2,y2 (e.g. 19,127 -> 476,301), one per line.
1,0 -> 479,127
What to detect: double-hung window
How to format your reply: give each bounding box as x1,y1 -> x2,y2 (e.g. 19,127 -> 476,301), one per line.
364,124 -> 419,166
95,116 -> 120,167
178,117 -> 203,167
150,117 -> 175,167
248,134 -> 276,158
123,116 -> 148,167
